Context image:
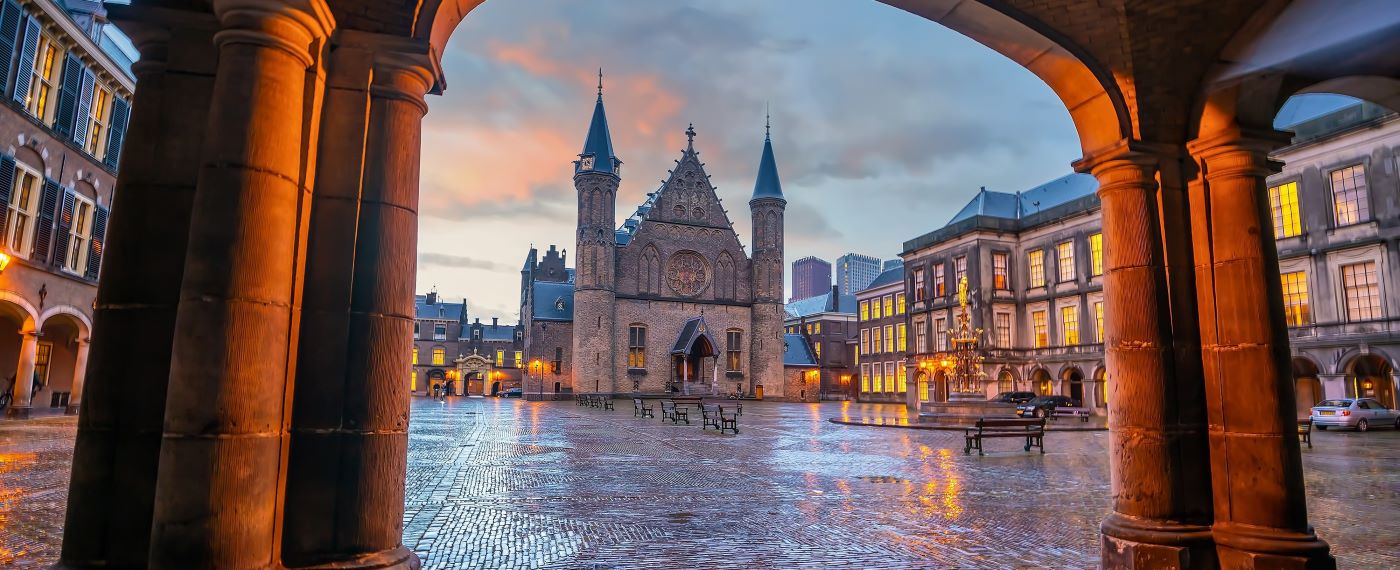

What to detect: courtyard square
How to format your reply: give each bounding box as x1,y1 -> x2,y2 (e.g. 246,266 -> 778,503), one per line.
3,399 -> 1398,568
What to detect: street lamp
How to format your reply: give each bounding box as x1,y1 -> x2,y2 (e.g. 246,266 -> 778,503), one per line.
529,358 -> 543,401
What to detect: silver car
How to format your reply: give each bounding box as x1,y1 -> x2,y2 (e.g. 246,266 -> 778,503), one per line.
1310,398 -> 1400,431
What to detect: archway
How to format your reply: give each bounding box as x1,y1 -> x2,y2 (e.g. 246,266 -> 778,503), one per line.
54,1 -> 1392,567
996,368 -> 1015,394
33,311 -> 91,412
1031,368 -> 1053,396
1345,354 -> 1396,409
932,371 -> 948,403
1292,357 -> 1324,417
1060,366 -> 1085,405
916,371 -> 929,403
1093,367 -> 1107,410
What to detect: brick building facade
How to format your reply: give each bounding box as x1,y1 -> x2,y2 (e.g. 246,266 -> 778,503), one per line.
0,0 -> 130,417
410,290 -> 523,397
785,287 -> 857,400
854,267 -> 908,403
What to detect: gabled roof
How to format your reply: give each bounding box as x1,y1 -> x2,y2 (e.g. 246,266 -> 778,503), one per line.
670,316 -> 717,355
784,291 -> 856,319
783,334 -> 818,367
531,281 -> 574,322
946,174 -> 1097,225
1274,94 -> 1362,129
415,295 -> 465,321
858,267 -> 904,294
477,324 -> 518,342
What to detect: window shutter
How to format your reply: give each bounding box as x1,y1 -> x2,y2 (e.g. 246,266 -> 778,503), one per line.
54,53 -> 82,138
10,16 -> 35,107
103,97 -> 128,169
72,68 -> 95,147
51,187 -> 73,269
0,0 -> 21,98
84,204 -> 106,280
30,178 -> 57,263
0,155 -> 13,241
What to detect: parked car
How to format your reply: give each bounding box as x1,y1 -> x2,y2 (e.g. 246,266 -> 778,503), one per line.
1310,398 -> 1400,432
1016,395 -> 1078,418
990,391 -> 1036,404
498,388 -> 523,398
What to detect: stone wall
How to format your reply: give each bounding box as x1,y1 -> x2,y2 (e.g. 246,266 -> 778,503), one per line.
611,298 -> 752,394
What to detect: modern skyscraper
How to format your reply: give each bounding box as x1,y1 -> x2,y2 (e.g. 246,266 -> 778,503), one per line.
791,256 -> 832,301
836,253 -> 883,295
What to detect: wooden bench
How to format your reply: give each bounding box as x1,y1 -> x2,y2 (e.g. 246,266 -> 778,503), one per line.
633,398 -> 654,418
964,417 -> 1046,455
700,404 -> 722,430
719,405 -> 739,434
1051,406 -> 1092,422
1298,418 -> 1312,449
660,400 -> 689,425
599,396 -> 614,411
576,394 -> 586,406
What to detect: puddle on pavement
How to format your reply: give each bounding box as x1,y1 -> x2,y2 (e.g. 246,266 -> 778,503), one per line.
666,511 -> 694,524
856,475 -> 910,484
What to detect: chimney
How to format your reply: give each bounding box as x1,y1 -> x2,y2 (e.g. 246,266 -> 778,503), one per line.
426,291 -> 437,305
492,317 -> 498,328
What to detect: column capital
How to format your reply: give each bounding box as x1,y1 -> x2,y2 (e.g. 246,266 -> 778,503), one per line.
1187,126 -> 1292,179
1072,137 -> 1183,175
211,0 -> 336,68
335,29 -> 445,96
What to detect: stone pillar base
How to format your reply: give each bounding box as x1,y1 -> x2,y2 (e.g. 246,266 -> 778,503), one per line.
1214,523 -> 1335,570
1101,514 -> 1215,569
286,544 -> 420,570
65,404 -> 81,415
4,406 -> 31,420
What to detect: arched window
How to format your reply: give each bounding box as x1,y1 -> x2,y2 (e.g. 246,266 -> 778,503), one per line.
997,369 -> 1013,393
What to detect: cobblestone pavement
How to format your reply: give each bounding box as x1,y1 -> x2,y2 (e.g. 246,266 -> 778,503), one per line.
3,400 -> 1399,568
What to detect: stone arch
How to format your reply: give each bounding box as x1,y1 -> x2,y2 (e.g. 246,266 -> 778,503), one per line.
996,367 -> 1018,393
0,290 -> 40,333
12,143 -> 45,174
1291,356 -> 1324,418
715,251 -> 735,300
1058,365 -> 1085,404
38,305 -> 93,338
1092,365 -> 1108,409
1030,366 -> 1053,396
638,245 -> 661,295
1343,353 -> 1396,409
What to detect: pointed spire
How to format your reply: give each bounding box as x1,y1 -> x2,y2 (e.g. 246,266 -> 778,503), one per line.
765,102 -> 771,141
685,123 -> 696,152
578,68 -> 618,175
751,115 -> 784,201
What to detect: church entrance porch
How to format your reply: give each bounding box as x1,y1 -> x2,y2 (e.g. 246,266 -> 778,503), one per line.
670,317 -> 720,396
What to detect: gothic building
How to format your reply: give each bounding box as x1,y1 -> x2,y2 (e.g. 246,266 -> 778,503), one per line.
521,83 -> 791,398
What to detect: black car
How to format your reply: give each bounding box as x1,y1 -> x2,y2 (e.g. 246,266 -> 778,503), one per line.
1016,395 -> 1078,418
498,388 -> 523,398
990,391 -> 1036,404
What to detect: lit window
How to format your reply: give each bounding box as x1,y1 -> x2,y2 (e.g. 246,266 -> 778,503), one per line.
85,85 -> 112,158
64,195 -> 95,275
5,165 -> 42,258
896,293 -> 906,315
412,346 -> 418,365
813,341 -> 821,360
871,297 -> 882,319
813,323 -> 821,334
1032,310 -> 1048,348
1340,262 -> 1380,322
1057,241 -> 1075,282
882,295 -> 893,317
432,347 -> 445,366
1061,306 -> 1079,345
1280,271 -> 1310,326
897,323 -> 907,352
514,351 -> 522,368
859,300 -> 869,321
873,327 -> 884,353
934,263 -> 946,296
860,364 -> 870,393
996,313 -> 1011,347
726,330 -> 742,371
860,328 -> 869,355
873,363 -> 884,392
913,268 -> 925,301
1028,250 -> 1045,288
495,350 -> 504,367
1268,182 -> 1302,238
896,365 -> 907,393
955,256 -> 967,285
628,325 -> 647,368
884,325 -> 894,354
1089,233 -> 1103,276
1094,302 -> 1105,343
884,362 -> 895,392
992,252 -> 1008,289
410,370 -> 416,392
25,35 -> 59,121
934,317 -> 947,351
1330,165 -> 1370,226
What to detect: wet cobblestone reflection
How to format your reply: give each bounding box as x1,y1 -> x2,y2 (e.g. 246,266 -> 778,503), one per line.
1,399 -> 1397,568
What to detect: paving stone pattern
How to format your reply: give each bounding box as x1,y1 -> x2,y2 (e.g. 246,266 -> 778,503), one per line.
1,400 -> 1398,568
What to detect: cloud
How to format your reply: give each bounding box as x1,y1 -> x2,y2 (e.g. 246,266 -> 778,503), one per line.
419,253 -> 515,273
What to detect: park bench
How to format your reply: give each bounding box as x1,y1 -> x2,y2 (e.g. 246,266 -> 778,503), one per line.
633,398 -> 654,418
718,405 -> 739,434
599,396 -> 614,411
700,404 -> 722,430
576,394 -> 588,406
964,417 -> 1046,456
1051,406 -> 1092,422
1298,418 -> 1312,449
660,400 -> 690,425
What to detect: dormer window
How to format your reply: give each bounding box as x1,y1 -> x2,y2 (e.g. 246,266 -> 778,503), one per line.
472,329 -> 481,340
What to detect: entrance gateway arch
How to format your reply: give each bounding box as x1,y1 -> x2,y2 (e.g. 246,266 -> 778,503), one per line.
60,0 -> 1398,568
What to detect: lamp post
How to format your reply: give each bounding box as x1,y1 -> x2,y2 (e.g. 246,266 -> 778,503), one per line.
529,358 -> 543,401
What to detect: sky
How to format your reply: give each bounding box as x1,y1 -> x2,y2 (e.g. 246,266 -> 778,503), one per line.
417,0 -> 1082,321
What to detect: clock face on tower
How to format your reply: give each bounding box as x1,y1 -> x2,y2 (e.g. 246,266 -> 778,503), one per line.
580,156 -> 595,170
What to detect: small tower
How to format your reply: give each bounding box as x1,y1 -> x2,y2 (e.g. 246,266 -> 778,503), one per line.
749,113 -> 787,397
572,70 -> 621,394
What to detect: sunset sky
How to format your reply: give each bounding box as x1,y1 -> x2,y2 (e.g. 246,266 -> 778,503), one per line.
417,0 -> 1082,320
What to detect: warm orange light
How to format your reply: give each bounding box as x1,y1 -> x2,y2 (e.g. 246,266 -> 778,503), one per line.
0,252 -> 10,273
1362,379 -> 1374,390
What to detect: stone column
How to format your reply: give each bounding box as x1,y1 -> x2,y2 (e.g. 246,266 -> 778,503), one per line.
1083,147 -> 1215,568
64,338 -> 89,415
281,32 -> 430,569
1188,130 -> 1334,568
5,330 -> 39,419
147,1 -> 332,568
58,9 -> 220,567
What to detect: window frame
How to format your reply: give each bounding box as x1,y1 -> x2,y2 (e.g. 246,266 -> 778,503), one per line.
5,163 -> 43,259
1280,271 -> 1310,326
995,312 -> 1011,347
934,263 -> 945,296
85,83 -> 113,159
1268,181 -> 1302,239
25,33 -> 61,122
1032,310 -> 1048,348
1089,233 -> 1104,277
63,193 -> 96,275
912,267 -> 925,301
431,347 -> 445,366
726,329 -> 743,371
1060,305 -> 1080,345
992,252 -> 1008,290
1340,261 -> 1381,322
1329,164 -> 1370,227
628,324 -> 647,368
1028,250 -> 1045,288
1056,240 -> 1076,283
